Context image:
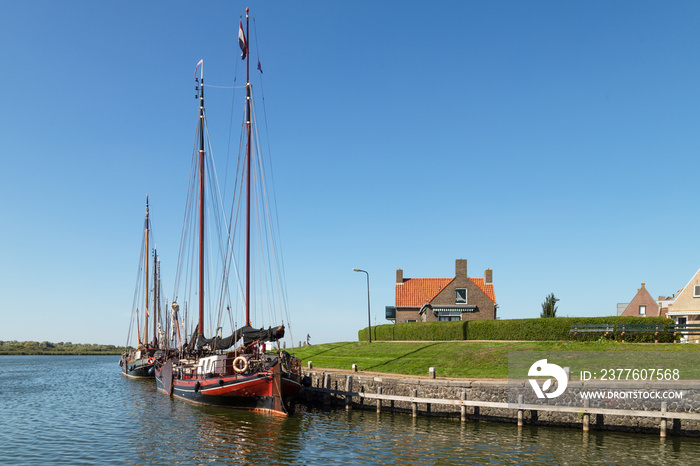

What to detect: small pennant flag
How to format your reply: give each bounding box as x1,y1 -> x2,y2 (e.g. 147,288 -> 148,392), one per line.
194,59 -> 203,80
238,21 -> 247,60
257,59 -> 263,74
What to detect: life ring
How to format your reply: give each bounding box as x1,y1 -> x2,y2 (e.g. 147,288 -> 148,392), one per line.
147,358 -> 155,365
233,356 -> 248,374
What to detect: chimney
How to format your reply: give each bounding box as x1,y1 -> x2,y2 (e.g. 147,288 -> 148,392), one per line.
455,259 -> 467,278
396,268 -> 404,284
484,269 -> 493,284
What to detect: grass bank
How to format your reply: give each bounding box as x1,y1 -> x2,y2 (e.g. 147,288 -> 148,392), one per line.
291,340 -> 700,379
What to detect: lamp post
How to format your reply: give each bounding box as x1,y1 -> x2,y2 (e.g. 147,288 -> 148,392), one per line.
353,268 -> 372,343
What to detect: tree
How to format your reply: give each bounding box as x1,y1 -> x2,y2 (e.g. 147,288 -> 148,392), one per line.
540,293 -> 558,318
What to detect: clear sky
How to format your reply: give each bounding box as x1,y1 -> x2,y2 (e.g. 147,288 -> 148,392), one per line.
3,1 -> 700,347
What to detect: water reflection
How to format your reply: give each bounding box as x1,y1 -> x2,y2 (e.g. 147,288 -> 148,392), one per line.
3,356 -> 700,465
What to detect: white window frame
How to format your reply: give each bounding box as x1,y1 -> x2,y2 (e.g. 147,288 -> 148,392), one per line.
694,285 -> 700,297
455,288 -> 467,304
639,305 -> 646,316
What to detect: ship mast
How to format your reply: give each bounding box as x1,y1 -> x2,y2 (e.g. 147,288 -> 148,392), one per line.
245,7 -> 252,327
153,247 -> 158,347
197,62 -> 206,337
143,196 -> 149,347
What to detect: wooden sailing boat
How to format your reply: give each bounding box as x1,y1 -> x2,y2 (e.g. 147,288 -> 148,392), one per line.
120,197 -> 162,378
155,8 -> 302,414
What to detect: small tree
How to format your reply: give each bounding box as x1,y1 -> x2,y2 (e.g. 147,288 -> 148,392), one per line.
540,293 -> 558,318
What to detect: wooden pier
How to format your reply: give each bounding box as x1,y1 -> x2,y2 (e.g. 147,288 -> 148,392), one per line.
303,375 -> 700,437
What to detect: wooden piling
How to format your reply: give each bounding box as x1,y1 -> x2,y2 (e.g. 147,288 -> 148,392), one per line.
377,387 -> 382,413
517,395 -> 524,427
412,389 -> 418,418
345,375 -> 353,411
660,402 -> 667,437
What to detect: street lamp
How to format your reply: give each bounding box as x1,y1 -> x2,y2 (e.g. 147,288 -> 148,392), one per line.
353,268 -> 372,343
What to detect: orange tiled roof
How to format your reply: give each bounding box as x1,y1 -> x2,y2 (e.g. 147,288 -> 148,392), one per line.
396,277 -> 496,307
396,278 -> 454,307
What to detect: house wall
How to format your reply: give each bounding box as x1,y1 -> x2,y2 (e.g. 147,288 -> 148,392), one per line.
668,269 -> 700,314
423,276 -> 496,322
621,283 -> 660,317
396,307 -> 420,323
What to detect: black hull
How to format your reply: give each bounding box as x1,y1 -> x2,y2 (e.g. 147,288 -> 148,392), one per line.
120,356 -> 155,378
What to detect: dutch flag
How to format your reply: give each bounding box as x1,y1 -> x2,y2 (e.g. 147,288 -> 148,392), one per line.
238,21 -> 247,60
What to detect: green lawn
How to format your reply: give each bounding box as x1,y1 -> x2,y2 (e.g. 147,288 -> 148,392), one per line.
291,340 -> 700,379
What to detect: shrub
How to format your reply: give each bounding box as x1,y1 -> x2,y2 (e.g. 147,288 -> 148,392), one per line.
359,316 -> 675,342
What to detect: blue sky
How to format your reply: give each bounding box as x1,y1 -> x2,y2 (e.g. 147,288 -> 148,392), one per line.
2,1 -> 700,346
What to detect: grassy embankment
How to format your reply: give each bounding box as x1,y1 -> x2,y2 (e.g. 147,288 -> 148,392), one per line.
291,340 -> 700,379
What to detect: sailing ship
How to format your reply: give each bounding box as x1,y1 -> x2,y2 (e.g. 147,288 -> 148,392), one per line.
120,197 -> 163,378
155,8 -> 302,414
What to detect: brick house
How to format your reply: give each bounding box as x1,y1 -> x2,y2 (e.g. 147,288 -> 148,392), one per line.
620,283 -> 661,317
387,259 -> 496,323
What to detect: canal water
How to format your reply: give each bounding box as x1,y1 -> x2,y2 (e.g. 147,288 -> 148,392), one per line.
2,355 -> 700,464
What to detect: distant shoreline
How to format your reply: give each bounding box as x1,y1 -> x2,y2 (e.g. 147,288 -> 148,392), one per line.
0,340 -> 129,356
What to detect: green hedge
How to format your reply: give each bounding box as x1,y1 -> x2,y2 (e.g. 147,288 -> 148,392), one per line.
358,316 -> 675,343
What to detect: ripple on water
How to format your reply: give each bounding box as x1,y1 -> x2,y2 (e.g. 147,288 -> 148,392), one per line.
3,356 -> 700,464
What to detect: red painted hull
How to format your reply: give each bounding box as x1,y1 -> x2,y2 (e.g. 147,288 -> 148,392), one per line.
156,362 -> 301,415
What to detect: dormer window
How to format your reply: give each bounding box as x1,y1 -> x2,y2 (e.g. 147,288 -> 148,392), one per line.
695,285 -> 700,297
639,305 -> 646,316
455,288 -> 467,304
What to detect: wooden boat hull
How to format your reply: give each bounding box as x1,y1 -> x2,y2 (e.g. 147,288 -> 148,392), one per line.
155,360 -> 301,414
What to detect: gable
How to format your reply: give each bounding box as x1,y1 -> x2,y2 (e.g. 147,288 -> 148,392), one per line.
669,268 -> 700,312
622,285 -> 659,317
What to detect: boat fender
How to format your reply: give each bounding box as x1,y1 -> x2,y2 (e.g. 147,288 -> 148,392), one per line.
233,356 -> 248,374
194,381 -> 200,392
218,379 -> 224,386
147,358 -> 155,365
148,366 -> 155,376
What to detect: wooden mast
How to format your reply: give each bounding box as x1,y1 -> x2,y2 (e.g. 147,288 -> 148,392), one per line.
143,196 -> 149,347
197,63 -> 206,337
245,7 -> 252,327
153,248 -> 158,348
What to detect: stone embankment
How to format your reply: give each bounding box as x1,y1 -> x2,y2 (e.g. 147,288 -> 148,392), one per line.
298,368 -> 700,437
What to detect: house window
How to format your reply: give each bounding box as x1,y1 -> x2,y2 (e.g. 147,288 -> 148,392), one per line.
439,315 -> 461,321
695,285 -> 700,297
639,305 -> 646,316
455,288 -> 467,304
404,319 -> 417,323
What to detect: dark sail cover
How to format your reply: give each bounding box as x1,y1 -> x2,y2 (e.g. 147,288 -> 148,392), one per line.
195,324 -> 285,351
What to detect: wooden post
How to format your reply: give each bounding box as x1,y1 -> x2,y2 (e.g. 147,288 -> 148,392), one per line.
660,402 -> 667,438
345,375 -> 353,411
352,364 -> 358,372
474,405 -> 480,419
429,367 -> 436,379
460,392 -> 466,422
531,410 -> 538,424
323,373 -> 331,406
412,389 -> 418,418
596,413 -> 604,429
377,387 -> 382,413
583,400 -> 590,432
308,361 -> 313,369
517,395 -> 524,427
673,418 -> 681,434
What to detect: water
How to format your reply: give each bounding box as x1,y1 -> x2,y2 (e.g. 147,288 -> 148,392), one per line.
2,356 -> 700,465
